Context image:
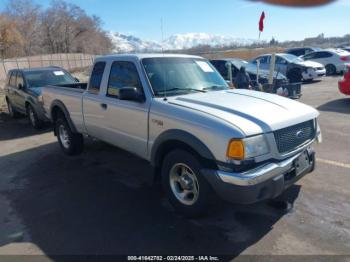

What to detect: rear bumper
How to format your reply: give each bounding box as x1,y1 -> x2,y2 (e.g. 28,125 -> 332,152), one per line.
202,149 -> 315,204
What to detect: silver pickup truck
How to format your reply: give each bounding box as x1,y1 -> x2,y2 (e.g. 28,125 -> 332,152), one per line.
42,54 -> 321,217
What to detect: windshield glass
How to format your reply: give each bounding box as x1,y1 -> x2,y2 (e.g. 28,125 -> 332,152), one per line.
24,69 -> 76,88
231,59 -> 259,72
280,54 -> 304,63
142,57 -> 228,96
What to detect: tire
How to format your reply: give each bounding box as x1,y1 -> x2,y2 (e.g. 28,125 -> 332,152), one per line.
55,116 -> 84,155
6,99 -> 20,118
26,104 -> 43,129
287,69 -> 302,83
325,64 -> 336,76
161,150 -> 214,217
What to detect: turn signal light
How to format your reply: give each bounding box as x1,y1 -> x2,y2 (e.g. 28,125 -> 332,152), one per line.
227,139 -> 245,160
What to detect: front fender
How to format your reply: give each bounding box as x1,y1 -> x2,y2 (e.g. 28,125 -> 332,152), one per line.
150,129 -> 216,168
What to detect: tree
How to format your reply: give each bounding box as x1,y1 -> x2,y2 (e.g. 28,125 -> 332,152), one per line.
5,0 -> 42,56
41,0 -> 112,54
0,15 -> 24,58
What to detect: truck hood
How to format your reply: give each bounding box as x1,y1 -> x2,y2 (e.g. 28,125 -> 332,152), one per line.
297,60 -> 324,68
168,89 -> 319,136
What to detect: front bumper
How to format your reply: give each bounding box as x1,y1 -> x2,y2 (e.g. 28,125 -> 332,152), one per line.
302,70 -> 325,80
202,149 -> 315,204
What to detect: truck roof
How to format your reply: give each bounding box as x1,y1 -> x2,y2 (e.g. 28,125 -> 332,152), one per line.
95,53 -> 203,62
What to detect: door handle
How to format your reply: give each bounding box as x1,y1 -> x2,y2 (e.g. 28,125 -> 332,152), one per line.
100,103 -> 108,110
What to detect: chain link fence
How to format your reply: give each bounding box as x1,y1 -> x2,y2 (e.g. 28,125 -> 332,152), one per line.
0,53 -> 96,82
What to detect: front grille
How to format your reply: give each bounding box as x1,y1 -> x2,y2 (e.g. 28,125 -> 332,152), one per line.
274,120 -> 315,154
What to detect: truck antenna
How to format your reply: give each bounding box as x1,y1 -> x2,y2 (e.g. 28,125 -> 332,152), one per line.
161,18 -> 167,101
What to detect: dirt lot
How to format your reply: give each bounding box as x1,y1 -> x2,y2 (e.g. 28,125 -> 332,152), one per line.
0,76 -> 349,260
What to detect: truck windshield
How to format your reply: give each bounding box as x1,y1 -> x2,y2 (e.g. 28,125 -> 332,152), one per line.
24,69 -> 77,88
142,57 -> 228,97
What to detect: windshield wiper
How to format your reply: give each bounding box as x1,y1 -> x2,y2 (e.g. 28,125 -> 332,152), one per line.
156,87 -> 206,94
203,85 -> 227,91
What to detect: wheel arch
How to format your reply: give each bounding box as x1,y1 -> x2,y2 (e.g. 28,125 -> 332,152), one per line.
50,100 -> 78,134
150,130 -> 218,180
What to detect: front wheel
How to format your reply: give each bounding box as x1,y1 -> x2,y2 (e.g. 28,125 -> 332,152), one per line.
161,150 -> 214,217
326,64 -> 336,76
55,117 -> 84,155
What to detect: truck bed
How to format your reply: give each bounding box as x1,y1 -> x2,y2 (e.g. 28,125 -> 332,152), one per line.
42,83 -> 87,133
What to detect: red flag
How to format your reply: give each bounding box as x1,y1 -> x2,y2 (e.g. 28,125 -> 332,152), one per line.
259,11 -> 265,32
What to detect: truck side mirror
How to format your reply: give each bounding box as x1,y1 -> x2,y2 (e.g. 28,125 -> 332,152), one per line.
18,83 -> 23,90
119,87 -> 145,103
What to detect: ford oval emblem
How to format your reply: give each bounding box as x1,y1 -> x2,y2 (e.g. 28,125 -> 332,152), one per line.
296,130 -> 304,139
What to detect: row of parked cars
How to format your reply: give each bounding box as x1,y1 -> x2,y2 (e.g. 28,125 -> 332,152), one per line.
286,47 -> 350,76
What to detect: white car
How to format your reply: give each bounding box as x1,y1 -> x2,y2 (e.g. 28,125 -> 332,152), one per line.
252,53 -> 326,82
301,49 -> 350,75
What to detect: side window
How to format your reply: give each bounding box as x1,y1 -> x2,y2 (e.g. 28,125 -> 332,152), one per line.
211,61 -> 227,77
323,52 -> 333,58
258,56 -> 269,64
314,52 -> 332,59
9,72 -> 17,87
88,62 -> 106,94
16,73 -> 24,88
107,61 -> 143,98
303,53 -> 315,60
276,57 -> 287,64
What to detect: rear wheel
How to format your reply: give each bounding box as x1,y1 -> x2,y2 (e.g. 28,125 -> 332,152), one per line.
55,116 -> 84,155
26,104 -> 43,129
326,64 -> 336,76
161,150 -> 214,217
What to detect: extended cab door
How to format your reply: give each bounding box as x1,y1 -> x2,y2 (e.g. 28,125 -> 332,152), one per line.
83,59 -> 150,159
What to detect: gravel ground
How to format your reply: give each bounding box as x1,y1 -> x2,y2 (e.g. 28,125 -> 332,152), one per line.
0,76 -> 349,261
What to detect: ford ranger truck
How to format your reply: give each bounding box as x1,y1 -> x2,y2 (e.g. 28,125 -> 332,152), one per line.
42,54 -> 322,217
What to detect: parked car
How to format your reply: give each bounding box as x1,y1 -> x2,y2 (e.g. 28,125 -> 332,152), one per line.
4,67 -> 79,129
301,49 -> 350,75
286,47 -> 321,57
338,46 -> 350,53
339,64 -> 350,95
251,53 -> 326,83
210,58 -> 302,98
41,54 -> 321,217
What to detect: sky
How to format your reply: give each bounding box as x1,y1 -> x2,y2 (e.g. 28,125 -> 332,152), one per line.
1,0 -> 349,42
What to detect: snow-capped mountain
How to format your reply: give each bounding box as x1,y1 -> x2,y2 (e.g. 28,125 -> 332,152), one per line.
109,32 -> 162,53
163,33 -> 256,50
109,32 -> 257,53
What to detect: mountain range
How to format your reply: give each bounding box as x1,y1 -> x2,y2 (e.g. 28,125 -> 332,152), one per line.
109,32 -> 258,53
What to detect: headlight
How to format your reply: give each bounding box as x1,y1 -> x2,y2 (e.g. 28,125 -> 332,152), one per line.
316,122 -> 322,144
306,67 -> 314,73
227,135 -> 270,160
